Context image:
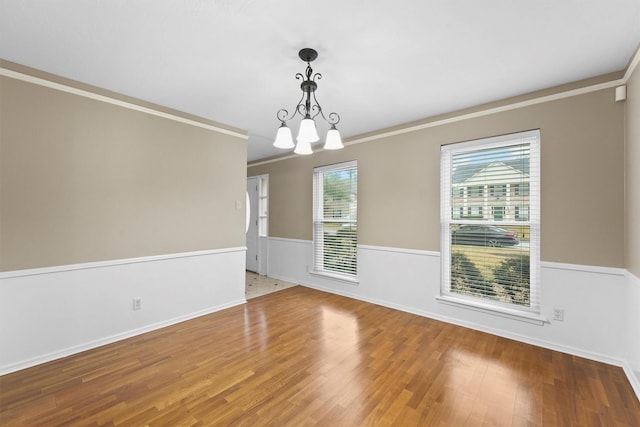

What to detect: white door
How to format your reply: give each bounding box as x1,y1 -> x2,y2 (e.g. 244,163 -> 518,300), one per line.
246,177 -> 259,272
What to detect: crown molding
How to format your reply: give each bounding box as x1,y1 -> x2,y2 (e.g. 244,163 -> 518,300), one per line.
0,67 -> 248,140
249,42 -> 640,169
249,76 -> 624,168
623,43 -> 640,83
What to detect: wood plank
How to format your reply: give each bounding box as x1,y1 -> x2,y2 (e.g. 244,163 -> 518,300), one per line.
1,286 -> 639,426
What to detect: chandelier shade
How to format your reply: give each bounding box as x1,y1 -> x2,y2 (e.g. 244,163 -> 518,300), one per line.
273,48 -> 343,155
293,139 -> 313,155
273,123 -> 294,149
297,117 -> 320,143
324,124 -> 344,150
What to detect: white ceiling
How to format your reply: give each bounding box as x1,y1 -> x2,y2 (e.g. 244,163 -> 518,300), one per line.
1,1 -> 639,162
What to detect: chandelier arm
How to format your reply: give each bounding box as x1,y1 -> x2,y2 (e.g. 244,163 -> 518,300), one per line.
278,92 -> 306,122
309,105 -> 322,120
309,89 -> 340,125
309,91 -> 326,122
276,109 -> 291,122
296,103 -> 307,117
327,112 -> 341,126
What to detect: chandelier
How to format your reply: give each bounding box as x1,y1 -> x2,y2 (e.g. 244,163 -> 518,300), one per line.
273,48 -> 343,155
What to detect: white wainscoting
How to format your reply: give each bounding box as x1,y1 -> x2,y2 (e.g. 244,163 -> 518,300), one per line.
0,247 -> 247,375
626,271 -> 640,398
267,237 -> 638,399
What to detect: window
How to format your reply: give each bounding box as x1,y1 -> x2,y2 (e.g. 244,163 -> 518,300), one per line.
515,206 -> 529,221
470,206 -> 483,218
489,184 -> 507,197
313,161 -> 358,279
441,130 -> 540,315
468,185 -> 484,197
513,183 -> 530,196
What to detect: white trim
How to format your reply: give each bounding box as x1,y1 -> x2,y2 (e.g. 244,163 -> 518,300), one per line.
0,299 -> 246,376
266,237 -> 627,277
267,239 -> 640,401
345,82 -> 621,148
309,270 -> 360,284
0,247 -> 247,279
0,68 -> 248,140
623,44 -> 640,83
623,362 -> 640,404
268,236 -> 310,245
248,78 -> 624,167
542,261 -> 626,276
299,279 -> 626,368
313,160 -> 357,173
435,295 -> 548,325
626,269 -> 640,284
625,270 -> 640,402
359,245 -> 632,278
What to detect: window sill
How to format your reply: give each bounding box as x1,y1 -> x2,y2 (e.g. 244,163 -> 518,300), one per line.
436,295 -> 548,326
309,270 -> 360,285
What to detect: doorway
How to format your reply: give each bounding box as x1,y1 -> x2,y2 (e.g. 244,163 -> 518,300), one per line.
246,174 -> 268,275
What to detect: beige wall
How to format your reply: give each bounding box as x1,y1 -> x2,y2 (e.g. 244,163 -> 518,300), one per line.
249,85 -> 625,268
1,74 -> 247,271
626,60 -> 640,276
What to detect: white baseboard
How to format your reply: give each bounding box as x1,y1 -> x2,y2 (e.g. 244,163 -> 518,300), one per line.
0,299 -> 245,375
623,362 -> 640,402
0,248 -> 247,375
300,280 -> 625,367
267,237 -> 640,403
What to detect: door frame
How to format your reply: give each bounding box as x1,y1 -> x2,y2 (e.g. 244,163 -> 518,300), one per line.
246,174 -> 269,275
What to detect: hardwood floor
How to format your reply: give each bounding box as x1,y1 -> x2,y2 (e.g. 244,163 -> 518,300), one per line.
1,286 -> 639,426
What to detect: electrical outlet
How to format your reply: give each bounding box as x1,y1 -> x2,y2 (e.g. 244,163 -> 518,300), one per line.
553,308 -> 564,321
132,298 -> 142,311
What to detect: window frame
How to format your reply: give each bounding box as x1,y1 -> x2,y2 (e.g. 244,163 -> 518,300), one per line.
440,130 -> 541,319
312,160 -> 359,283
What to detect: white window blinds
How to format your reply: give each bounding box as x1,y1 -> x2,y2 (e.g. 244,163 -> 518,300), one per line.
313,161 -> 358,278
441,130 -> 540,313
